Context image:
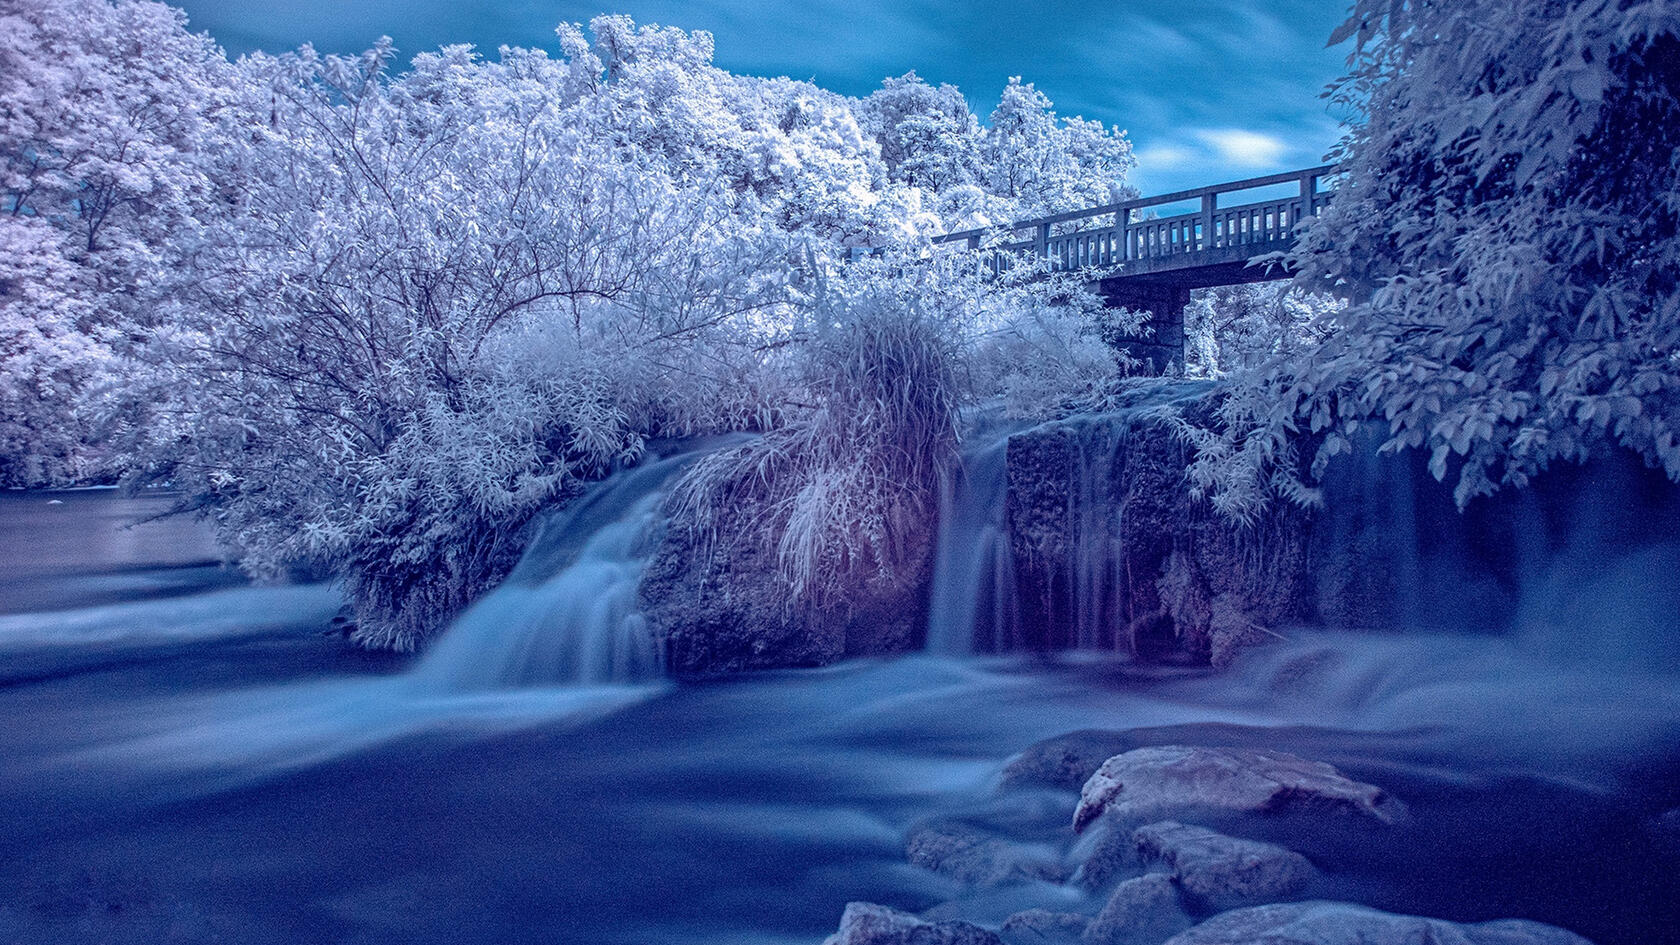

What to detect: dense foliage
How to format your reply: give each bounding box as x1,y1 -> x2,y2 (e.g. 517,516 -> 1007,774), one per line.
15,0 -> 1669,646
0,0 -> 234,484
1188,0 -> 1680,516
1,0 -> 1140,646
1182,284 -> 1341,379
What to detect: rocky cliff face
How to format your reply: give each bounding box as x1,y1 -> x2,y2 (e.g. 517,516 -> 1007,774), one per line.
636,381 -> 1680,676
1004,387 -> 1312,666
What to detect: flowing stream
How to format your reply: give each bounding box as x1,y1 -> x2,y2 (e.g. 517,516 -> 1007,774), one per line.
925,434 -> 1018,655
0,442 -> 1676,945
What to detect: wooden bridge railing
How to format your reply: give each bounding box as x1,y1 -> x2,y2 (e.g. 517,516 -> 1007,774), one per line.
930,164 -> 1337,275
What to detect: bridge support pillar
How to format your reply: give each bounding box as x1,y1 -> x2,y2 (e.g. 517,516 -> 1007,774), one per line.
1099,281 -> 1189,375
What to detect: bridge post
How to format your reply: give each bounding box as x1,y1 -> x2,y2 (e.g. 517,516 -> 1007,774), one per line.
1200,194 -> 1216,251
1034,222 -> 1050,263
1097,280 -> 1189,375
1298,172 -> 1319,225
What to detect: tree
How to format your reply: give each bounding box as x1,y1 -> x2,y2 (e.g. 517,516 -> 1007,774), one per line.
1186,0 -> 1680,516
0,0 -> 233,485
981,78 -> 1136,218
861,71 -> 981,191
1181,284 -> 1341,379
132,36 -> 791,648
1,6 -> 1144,647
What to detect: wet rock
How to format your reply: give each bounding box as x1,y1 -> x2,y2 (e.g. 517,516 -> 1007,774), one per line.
1132,822 -> 1313,913
1159,901 -> 1596,945
824,902 -> 1004,945
640,490 -> 928,676
1001,731 -> 1137,792
1072,746 -> 1400,833
1001,909 -> 1091,944
1003,389 -> 1312,665
1083,873 -> 1191,945
1070,817 -> 1146,890
907,823 -> 1069,888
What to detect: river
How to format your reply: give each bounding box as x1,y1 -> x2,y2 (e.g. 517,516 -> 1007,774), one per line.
0,480 -> 1675,945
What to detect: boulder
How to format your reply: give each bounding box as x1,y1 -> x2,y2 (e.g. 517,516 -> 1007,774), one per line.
1072,746 -> 1399,833
907,822 -> 1068,888
1070,818 -> 1145,891
1132,822 -> 1313,913
1001,731 -> 1137,793
1159,901 -> 1596,945
1001,909 -> 1091,944
1083,873 -> 1192,945
824,902 -> 1003,945
640,491 -> 928,676
1003,391 -> 1312,665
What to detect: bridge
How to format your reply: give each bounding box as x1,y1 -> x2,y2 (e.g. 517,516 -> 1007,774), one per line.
935,164 -> 1337,370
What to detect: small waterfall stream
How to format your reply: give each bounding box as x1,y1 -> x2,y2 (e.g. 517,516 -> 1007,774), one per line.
924,435 -> 1018,655
411,454 -> 690,691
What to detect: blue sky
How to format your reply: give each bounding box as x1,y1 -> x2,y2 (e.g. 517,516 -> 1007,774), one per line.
173,0 -> 1356,194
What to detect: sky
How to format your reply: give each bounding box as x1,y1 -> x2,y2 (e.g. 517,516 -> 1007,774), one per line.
172,0 -> 1357,195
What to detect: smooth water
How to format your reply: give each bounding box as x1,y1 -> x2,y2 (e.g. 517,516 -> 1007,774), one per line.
412,454 -> 692,691
925,434 -> 1018,655
0,456 -> 1677,945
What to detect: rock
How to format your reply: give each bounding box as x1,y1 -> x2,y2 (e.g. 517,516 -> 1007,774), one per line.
640,484 -> 928,676
1003,391 -> 1312,665
907,823 -> 1068,888
1070,819 -> 1145,890
1001,731 -> 1137,792
1083,873 -> 1192,945
824,902 -> 1004,945
1159,901 -> 1597,945
1072,746 -> 1400,833
1001,909 -> 1091,944
1132,822 -> 1313,913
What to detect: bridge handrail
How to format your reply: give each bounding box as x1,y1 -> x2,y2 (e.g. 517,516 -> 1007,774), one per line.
932,163 -> 1339,248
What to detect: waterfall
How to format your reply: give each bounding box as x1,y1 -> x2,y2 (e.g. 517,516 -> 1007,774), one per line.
925,382 -> 1680,666
1313,431 -> 1680,661
410,449 -> 699,692
925,434 -> 1019,654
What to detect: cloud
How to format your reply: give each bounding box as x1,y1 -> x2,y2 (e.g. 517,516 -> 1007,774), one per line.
1191,128 -> 1290,168
1135,144 -> 1197,169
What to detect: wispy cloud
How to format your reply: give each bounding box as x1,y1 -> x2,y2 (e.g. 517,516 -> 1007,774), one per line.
1192,129 -> 1290,168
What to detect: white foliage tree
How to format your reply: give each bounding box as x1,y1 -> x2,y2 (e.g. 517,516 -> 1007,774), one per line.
982,77 -> 1137,218
0,0 -> 232,485
863,72 -> 1137,228
1182,284 -> 1342,379
2,5 -> 1143,645
134,35 -> 792,647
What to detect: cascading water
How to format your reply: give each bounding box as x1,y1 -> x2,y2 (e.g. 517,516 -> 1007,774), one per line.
6,445 -> 725,792
410,453 -> 690,691
924,383 -> 1218,658
924,434 -> 1018,655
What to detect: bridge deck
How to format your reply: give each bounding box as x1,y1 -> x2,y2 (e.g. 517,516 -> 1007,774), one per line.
929,164 -> 1336,371
934,164 -> 1336,285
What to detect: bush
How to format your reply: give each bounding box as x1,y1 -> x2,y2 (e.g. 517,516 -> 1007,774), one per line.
670,257 -> 964,606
